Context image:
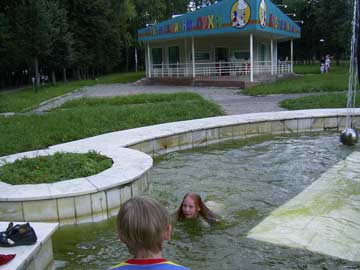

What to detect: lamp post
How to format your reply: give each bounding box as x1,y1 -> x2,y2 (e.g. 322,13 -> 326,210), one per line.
285,13 -> 296,17
276,4 -> 287,8
319,38 -> 325,61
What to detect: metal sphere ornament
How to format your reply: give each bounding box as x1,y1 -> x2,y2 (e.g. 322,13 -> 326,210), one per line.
340,128 -> 359,145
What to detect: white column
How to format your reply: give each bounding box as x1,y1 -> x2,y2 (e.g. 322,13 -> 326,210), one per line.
250,33 -> 254,82
192,36 -> 195,78
290,39 -> 294,73
270,39 -> 274,75
147,43 -> 152,78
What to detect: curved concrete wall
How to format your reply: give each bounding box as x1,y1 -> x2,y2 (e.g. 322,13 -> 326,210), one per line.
0,109 -> 359,226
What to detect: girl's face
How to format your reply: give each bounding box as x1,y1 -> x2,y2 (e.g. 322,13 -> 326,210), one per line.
182,196 -> 199,219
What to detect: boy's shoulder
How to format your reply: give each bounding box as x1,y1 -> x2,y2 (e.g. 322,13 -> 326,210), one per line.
110,259 -> 190,270
162,260 -> 189,269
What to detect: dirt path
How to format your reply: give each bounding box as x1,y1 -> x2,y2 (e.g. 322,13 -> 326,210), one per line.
31,83 -> 314,115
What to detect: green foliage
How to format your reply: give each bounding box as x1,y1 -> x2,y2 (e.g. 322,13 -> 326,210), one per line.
0,0 -> 355,88
280,93 -> 360,110
47,0 -> 73,71
0,13 -> 12,68
16,0 -> 54,59
65,0 -> 122,71
60,92 -> 203,108
313,0 -> 352,61
243,64 -> 348,95
0,151 -> 112,184
293,64 -> 321,75
284,0 -> 353,61
0,93 -> 223,156
0,71 -> 145,113
95,71 -> 145,84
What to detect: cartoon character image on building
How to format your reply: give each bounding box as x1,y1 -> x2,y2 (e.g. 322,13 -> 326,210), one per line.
259,0 -> 267,27
231,0 -> 250,29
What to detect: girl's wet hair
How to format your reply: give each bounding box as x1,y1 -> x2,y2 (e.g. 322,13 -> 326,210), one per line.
176,192 -> 217,224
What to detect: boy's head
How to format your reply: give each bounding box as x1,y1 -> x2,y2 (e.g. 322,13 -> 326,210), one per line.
117,196 -> 171,257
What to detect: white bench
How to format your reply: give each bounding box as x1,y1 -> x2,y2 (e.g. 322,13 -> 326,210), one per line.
0,222 -> 58,270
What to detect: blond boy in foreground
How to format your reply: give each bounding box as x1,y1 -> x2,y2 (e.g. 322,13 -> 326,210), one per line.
110,196 -> 189,270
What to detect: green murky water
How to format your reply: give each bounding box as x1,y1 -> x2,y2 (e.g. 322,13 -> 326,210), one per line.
53,133 -> 360,270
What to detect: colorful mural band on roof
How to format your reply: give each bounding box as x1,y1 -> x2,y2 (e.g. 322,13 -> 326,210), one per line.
259,0 -> 267,28
269,14 -> 298,33
231,0 -> 250,28
138,0 -> 300,39
146,15 -> 224,37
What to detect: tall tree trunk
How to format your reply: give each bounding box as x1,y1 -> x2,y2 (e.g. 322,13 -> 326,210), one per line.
335,52 -> 341,66
34,56 -> 40,91
91,68 -> 95,79
63,67 -> 67,82
51,70 -> 56,85
135,47 -> 138,72
0,72 -> 3,88
126,45 -> 129,71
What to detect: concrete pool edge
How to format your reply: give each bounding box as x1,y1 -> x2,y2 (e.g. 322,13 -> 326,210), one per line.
247,151 -> 360,262
0,109 -> 359,226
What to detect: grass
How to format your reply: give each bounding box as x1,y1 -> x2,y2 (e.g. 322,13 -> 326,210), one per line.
243,64 -> 349,95
281,93 -> 360,110
0,93 -> 223,156
0,71 -> 145,113
94,72 -> 145,84
0,151 -> 112,184
293,64 -> 321,74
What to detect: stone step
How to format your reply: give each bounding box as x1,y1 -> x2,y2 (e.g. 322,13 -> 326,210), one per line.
141,77 -> 246,88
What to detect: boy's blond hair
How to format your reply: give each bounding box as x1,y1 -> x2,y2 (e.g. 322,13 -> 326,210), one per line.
117,196 -> 170,257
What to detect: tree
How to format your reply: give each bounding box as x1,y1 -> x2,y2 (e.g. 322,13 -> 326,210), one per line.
63,0 -> 123,78
15,0 -> 55,88
289,0 -> 319,62
0,12 -> 13,87
46,0 -> 73,84
0,1 -> 31,88
314,0 -> 352,64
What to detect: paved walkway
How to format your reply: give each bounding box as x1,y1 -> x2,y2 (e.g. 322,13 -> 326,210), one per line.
31,83 -> 314,115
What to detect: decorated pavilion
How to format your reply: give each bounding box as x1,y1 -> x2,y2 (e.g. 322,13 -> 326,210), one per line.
138,0 -> 301,83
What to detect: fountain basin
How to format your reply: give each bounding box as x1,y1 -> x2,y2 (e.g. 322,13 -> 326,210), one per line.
0,109 -> 359,226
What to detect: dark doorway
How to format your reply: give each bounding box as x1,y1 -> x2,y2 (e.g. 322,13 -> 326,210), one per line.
215,47 -> 229,62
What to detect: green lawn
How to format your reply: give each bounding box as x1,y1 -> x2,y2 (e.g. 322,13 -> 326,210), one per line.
243,64 -> 349,95
0,71 -> 145,113
0,151 -> 112,185
293,64 -> 321,74
281,93 -> 360,110
0,93 -> 223,156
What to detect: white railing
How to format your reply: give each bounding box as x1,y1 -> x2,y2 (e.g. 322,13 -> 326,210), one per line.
150,61 -> 292,78
277,61 -> 292,74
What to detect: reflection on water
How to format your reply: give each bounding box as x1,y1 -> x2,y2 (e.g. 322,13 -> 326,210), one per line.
53,133 -> 360,270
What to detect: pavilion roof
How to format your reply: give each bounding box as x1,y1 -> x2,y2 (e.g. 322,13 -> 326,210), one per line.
138,0 -> 301,42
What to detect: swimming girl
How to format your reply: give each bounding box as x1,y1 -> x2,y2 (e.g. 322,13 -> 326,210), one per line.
175,192 -> 219,225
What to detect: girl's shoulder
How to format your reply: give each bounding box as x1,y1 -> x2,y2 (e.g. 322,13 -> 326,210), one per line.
205,200 -> 224,215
